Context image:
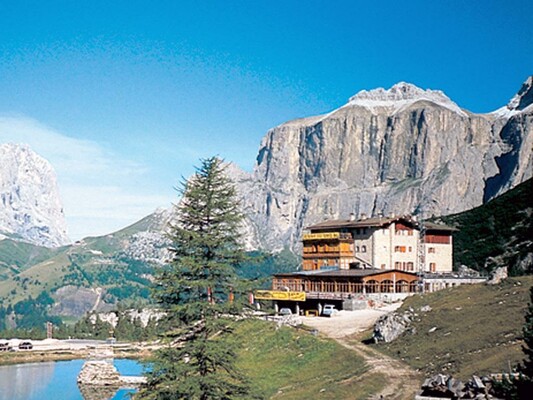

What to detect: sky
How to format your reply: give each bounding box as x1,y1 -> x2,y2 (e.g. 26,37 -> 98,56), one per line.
0,1 -> 532,241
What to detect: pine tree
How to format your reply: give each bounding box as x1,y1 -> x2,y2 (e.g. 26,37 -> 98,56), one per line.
138,157 -> 253,400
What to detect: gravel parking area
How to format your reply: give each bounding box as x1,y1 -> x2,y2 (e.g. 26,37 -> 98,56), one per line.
301,303 -> 402,338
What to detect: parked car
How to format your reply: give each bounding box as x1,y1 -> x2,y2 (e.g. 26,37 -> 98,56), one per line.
321,304 -> 338,317
0,342 -> 12,352
18,341 -> 33,350
279,308 -> 293,316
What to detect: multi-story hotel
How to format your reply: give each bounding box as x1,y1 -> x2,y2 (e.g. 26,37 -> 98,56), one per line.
255,214 -> 486,313
302,214 -> 454,273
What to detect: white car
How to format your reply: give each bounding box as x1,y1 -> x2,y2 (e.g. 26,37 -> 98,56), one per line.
322,304 -> 338,317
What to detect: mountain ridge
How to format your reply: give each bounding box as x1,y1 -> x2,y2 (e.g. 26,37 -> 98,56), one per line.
232,77 -> 533,251
0,143 -> 69,247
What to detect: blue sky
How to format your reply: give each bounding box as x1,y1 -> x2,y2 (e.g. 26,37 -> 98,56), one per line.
0,1 -> 532,240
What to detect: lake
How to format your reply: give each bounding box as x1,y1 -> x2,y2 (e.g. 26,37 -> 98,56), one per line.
0,359 -> 145,400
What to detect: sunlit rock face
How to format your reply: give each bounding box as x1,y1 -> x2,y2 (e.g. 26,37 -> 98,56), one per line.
0,143 -> 69,247
229,78 -> 532,252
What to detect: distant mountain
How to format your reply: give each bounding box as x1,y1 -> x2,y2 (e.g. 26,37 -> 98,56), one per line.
0,143 -> 69,247
0,208 -> 172,317
436,178 -> 532,275
229,77 -> 533,251
0,205 -> 298,321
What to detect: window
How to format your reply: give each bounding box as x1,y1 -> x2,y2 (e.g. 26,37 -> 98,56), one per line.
408,246 -> 412,252
396,280 -> 409,293
394,261 -> 401,269
381,264 -> 386,269
365,280 -> 378,293
430,262 -> 436,272
355,246 -> 360,252
361,245 -> 367,253
380,280 -> 394,293
394,246 -> 406,253
407,262 -> 414,271
428,247 -> 436,254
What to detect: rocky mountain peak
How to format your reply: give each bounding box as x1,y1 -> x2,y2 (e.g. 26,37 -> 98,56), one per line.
346,81 -> 464,114
506,75 -> 533,111
238,80 -> 532,252
0,143 -> 69,247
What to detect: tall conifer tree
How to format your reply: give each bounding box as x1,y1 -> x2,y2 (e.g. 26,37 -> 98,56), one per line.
138,157 -> 251,400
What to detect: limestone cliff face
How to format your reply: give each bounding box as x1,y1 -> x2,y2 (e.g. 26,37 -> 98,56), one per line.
232,79 -> 533,252
0,143 -> 69,247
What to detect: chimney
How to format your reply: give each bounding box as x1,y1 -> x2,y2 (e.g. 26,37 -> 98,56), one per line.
389,212 -> 395,218
360,213 -> 367,220
377,212 -> 383,218
349,213 -> 356,221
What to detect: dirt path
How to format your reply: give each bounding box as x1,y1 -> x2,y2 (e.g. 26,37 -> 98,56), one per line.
302,305 -> 421,400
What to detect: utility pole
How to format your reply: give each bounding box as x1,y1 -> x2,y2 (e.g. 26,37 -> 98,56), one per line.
46,321 -> 53,339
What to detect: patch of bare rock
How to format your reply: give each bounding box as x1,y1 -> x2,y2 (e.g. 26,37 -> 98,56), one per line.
373,304 -> 432,343
416,374 -> 505,400
77,359 -> 146,400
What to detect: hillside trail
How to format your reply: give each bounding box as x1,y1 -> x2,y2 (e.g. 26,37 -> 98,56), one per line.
302,305 -> 421,400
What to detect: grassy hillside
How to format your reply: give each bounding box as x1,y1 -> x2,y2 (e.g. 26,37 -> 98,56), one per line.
374,276 -> 533,380
435,178 -> 532,275
233,319 -> 386,399
0,249 -> 154,306
0,212 -> 167,316
0,239 -> 63,280
0,206 -> 298,326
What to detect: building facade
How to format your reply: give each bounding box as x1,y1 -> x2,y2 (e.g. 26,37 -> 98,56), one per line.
255,215 -> 488,314
302,215 -> 454,273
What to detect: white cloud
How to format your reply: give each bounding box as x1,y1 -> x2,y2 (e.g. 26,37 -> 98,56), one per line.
0,116 -> 144,182
62,184 -> 169,239
0,115 -> 170,240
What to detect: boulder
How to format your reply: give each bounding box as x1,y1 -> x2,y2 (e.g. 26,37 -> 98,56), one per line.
486,266 -> 508,285
417,374 -> 504,399
373,312 -> 411,343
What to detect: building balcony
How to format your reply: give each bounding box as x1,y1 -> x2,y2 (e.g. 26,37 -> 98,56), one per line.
302,232 -> 353,241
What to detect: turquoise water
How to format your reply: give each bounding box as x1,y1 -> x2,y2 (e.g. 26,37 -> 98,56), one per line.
0,359 -> 145,400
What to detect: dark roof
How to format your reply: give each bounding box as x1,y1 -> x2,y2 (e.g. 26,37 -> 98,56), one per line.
424,222 -> 457,232
306,215 -> 456,232
275,268 -> 418,278
306,217 -> 397,230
